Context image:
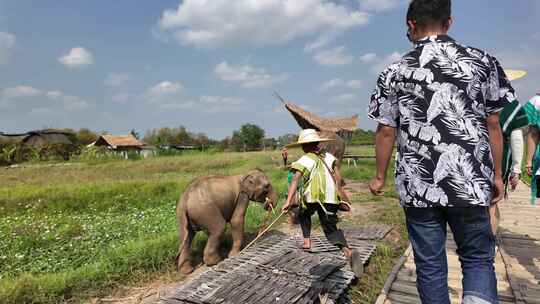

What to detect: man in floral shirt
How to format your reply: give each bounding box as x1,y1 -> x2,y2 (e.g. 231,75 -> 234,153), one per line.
368,0 -> 513,303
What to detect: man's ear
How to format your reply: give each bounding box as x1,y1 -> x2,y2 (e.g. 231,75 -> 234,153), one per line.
407,20 -> 416,33
444,17 -> 453,31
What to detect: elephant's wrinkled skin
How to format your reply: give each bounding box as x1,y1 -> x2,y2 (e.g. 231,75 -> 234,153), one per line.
175,169 -> 278,274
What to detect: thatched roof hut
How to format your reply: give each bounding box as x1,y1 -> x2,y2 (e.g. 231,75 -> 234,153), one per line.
0,129 -> 75,160
283,102 -> 358,138
1,129 -> 74,150
92,134 -> 156,158
93,135 -> 146,150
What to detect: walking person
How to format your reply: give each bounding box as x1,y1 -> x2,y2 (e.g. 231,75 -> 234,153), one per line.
281,129 -> 363,277
491,71 -> 529,236
525,93 -> 540,204
281,147 -> 289,168
368,1 -> 514,303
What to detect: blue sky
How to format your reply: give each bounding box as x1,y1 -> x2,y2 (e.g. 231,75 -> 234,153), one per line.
0,0 -> 539,139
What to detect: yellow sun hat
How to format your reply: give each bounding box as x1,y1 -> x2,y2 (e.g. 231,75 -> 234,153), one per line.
504,69 -> 527,82
285,129 -> 333,148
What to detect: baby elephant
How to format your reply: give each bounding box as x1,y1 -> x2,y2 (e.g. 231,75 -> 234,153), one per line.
176,169 -> 278,274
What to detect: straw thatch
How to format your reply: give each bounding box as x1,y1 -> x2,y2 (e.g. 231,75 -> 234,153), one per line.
283,102 -> 358,134
94,135 -> 145,150
1,129 -> 75,150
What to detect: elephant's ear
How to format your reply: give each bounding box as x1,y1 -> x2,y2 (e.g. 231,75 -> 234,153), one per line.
240,173 -> 256,200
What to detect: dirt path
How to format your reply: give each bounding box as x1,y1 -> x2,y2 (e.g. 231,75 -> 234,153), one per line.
89,180 -> 381,304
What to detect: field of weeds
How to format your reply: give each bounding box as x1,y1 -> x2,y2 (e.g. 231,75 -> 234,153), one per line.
0,147 -> 402,304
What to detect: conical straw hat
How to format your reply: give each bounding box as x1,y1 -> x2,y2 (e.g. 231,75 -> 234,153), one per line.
505,69 -> 527,81
285,129 -> 333,148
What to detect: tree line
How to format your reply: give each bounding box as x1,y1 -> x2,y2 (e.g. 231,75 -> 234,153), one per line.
143,124 -> 297,152
0,124 -> 374,165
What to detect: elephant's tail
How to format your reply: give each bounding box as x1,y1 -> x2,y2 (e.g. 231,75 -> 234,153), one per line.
175,200 -> 192,270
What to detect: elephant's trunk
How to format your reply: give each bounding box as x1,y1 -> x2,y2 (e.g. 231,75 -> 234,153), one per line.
264,186 -> 279,211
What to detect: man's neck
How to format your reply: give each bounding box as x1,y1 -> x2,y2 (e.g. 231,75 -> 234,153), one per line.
415,29 -> 448,42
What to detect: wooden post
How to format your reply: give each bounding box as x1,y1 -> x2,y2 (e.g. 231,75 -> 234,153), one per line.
374,245 -> 413,304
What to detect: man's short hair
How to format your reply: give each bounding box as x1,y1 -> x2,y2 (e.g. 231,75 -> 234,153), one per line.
407,0 -> 451,28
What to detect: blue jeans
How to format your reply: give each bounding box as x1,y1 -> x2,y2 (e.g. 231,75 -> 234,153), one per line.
405,207 -> 497,304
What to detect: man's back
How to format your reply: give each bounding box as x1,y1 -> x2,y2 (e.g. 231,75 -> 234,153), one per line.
368,34 -> 515,208
368,1 -> 509,303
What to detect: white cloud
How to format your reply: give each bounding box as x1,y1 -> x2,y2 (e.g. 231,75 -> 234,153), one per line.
44,90 -> 89,111
304,31 -> 339,52
199,95 -> 245,113
58,47 -> 94,68
0,32 -> 15,64
322,78 -> 363,91
28,107 -> 56,118
111,93 -> 132,104
46,90 -> 63,99
313,46 -> 354,66
1,86 -> 42,99
200,95 -> 244,106
497,48 -> 540,69
373,52 -> 402,73
359,52 -> 378,63
359,51 -> 402,73
330,93 -> 359,104
150,94 -> 245,112
156,0 -> 369,48
61,95 -> 88,111
358,0 -> 404,12
0,85 -> 88,111
155,100 -> 196,110
214,61 -> 288,88
105,73 -> 130,87
144,81 -> 184,102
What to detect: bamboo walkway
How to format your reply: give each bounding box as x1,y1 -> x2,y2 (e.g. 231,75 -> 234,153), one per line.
376,182 -> 540,304
159,225 -> 392,304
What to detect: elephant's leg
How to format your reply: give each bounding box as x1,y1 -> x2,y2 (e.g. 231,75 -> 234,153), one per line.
228,193 -> 250,258
229,214 -> 245,257
203,216 -> 226,266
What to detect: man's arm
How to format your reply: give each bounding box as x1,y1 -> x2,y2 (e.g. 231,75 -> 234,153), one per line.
333,165 -> 350,202
282,171 -> 302,212
487,113 -> 504,204
369,124 -> 397,195
510,129 -> 524,174
526,127 -> 540,176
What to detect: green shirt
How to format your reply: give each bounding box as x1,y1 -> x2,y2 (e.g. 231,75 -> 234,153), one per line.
522,95 -> 540,204
290,152 -> 338,204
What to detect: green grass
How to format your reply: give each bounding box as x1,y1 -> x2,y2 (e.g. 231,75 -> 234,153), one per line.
0,149 -> 404,304
348,198 -> 408,303
344,145 -> 376,156
0,151 -> 291,303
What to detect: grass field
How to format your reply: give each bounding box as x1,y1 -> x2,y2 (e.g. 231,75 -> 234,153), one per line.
0,147 -> 402,304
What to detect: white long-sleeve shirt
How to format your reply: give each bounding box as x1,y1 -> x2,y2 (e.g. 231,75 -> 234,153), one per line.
510,129 -> 524,174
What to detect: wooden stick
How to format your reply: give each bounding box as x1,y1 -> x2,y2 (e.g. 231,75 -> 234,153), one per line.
241,211 -> 286,253
374,245 -> 413,304
269,201 -> 275,214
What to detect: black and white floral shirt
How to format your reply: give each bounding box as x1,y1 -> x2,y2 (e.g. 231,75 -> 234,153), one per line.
368,35 -> 515,208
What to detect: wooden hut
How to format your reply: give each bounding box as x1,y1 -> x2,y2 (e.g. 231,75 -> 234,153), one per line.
282,102 -> 359,139
93,134 -> 155,158
0,129 -> 75,160
21,129 -> 74,149
0,129 -> 75,149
